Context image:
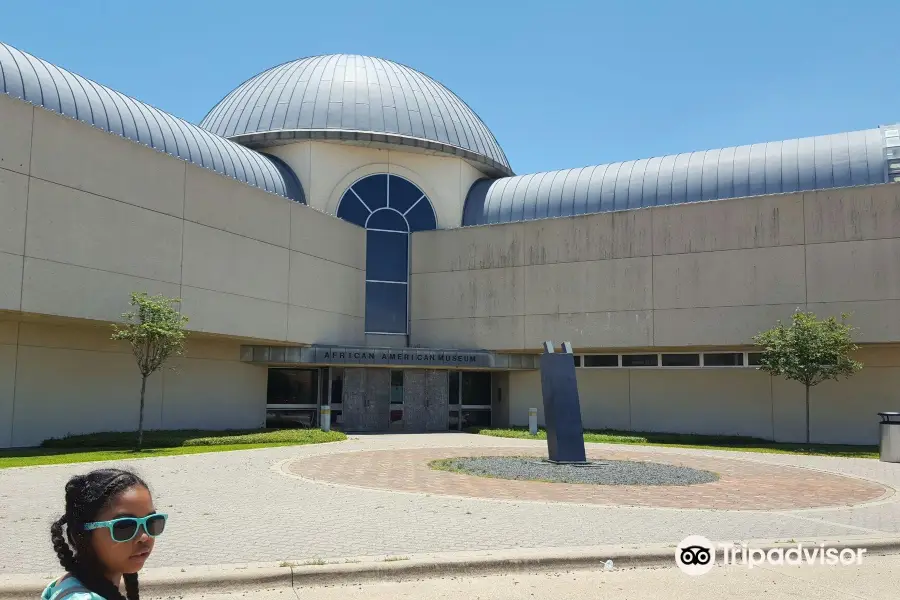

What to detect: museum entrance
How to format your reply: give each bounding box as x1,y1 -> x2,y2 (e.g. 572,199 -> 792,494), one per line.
266,367 -> 494,432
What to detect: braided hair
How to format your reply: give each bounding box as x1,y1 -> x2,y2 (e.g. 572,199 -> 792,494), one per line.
49,469 -> 148,600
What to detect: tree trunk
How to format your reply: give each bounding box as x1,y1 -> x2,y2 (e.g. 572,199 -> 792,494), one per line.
805,384 -> 811,446
137,374 -> 147,451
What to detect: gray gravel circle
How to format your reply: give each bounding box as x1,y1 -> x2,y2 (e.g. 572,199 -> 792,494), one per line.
436,456 -> 719,486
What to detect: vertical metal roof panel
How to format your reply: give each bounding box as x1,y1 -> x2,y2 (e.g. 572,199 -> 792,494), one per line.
613,160 -> 635,211
866,128 -> 885,182
684,151 -> 704,204
627,159 -> 650,210
797,136 -> 817,191
814,134 -> 834,188
747,143 -> 767,197
700,148 -> 721,201
831,132 -> 851,188
764,141 -> 783,195
655,155 -> 677,206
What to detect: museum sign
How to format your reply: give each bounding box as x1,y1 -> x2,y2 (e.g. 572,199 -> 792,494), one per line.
240,345 -> 538,370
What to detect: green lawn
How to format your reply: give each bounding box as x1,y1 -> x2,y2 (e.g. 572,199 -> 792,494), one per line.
469,427 -> 879,459
0,429 -> 346,469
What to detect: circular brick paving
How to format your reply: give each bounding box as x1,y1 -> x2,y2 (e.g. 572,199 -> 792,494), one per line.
285,446 -> 892,510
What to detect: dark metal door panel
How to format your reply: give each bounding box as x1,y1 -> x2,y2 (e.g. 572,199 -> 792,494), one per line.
402,370 -> 428,432
425,370 -> 449,431
341,368 -> 366,431
342,368 -> 390,432
365,368 -> 391,432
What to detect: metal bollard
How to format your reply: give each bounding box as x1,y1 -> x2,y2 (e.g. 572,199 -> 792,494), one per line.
528,408 -> 538,435
320,406 -> 331,432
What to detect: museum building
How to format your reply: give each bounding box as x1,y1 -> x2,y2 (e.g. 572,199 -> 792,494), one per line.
1,41 -> 899,447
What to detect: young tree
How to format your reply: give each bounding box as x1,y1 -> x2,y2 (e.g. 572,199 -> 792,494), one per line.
112,292 -> 189,450
752,310 -> 862,445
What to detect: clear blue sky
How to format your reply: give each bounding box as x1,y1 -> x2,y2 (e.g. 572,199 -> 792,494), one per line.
2,0 -> 895,175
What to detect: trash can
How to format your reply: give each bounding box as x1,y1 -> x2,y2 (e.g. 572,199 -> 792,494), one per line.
878,412 -> 900,463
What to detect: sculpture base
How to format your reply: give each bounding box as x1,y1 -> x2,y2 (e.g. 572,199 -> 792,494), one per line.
540,459 -> 609,468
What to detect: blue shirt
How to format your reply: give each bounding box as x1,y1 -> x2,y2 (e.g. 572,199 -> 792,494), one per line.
41,576 -> 106,600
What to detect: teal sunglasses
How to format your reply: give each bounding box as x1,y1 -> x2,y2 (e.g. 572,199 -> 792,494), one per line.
84,514 -> 168,543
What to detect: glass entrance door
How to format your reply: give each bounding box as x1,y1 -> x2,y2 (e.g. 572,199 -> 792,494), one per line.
448,371 -> 493,430
461,371 -> 492,429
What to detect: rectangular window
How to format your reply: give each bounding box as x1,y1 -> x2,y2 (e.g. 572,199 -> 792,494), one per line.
704,352 -> 744,367
573,355 -> 582,367
747,352 -> 762,366
583,354 -> 618,367
365,281 -> 408,334
661,353 -> 700,367
461,372 -> 492,406
266,369 -> 319,405
390,370 -> 404,404
366,230 -> 409,282
449,371 -> 460,404
622,354 -> 658,367
329,368 -> 344,405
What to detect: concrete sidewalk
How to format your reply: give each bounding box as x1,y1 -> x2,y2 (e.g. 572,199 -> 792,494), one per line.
4,539 -> 900,599
148,553 -> 900,600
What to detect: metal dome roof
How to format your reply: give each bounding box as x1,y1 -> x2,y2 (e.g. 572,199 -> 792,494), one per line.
200,54 -> 512,177
0,42 -> 304,203
463,126 -> 895,226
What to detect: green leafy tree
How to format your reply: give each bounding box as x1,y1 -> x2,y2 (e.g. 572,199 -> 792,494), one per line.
752,310 -> 862,445
112,292 -> 189,449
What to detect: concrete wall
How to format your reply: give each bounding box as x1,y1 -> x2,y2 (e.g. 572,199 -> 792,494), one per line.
0,96 -> 366,347
506,345 -> 900,445
411,183 -> 900,350
0,318 -> 267,448
265,141 -> 484,229
491,372 -> 511,428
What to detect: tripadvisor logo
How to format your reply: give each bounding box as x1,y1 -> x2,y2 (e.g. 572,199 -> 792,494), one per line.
675,536 -> 867,576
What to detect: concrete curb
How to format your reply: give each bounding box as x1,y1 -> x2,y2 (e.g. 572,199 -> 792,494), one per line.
3,537 -> 900,598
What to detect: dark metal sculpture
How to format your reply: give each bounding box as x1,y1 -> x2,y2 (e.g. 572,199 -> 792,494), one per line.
539,341 -> 587,463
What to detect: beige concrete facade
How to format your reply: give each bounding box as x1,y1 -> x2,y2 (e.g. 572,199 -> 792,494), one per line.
505,346 -> 900,445
2,91 -> 899,447
0,96 -> 367,348
0,318 -> 265,447
410,183 -> 900,350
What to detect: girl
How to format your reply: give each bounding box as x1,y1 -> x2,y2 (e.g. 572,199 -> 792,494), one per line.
43,469 -> 167,600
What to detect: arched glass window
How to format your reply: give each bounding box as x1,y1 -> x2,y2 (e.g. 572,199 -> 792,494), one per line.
337,174 -> 437,335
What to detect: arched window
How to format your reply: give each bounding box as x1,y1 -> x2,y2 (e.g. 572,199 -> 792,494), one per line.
337,174 -> 437,335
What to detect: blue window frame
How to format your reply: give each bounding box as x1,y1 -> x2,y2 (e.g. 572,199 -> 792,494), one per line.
337,174 -> 436,335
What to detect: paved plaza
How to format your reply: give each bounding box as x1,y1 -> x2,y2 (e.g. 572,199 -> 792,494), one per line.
287,446 -> 888,509
2,433 -> 900,576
